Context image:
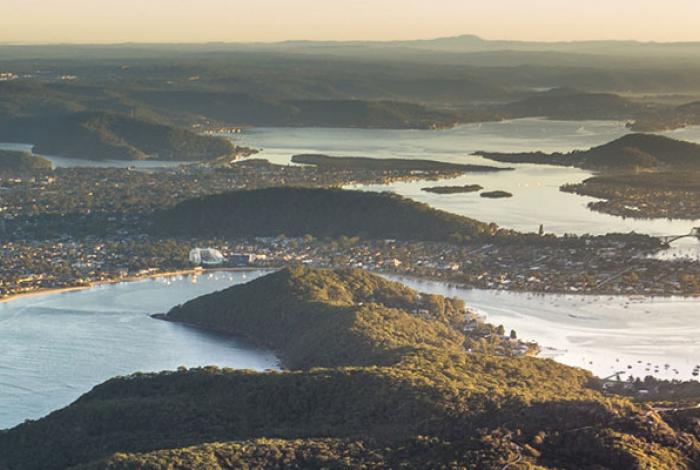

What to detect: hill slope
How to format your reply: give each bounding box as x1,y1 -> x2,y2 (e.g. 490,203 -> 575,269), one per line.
0,150 -> 52,173
478,133 -> 700,170
0,112 -> 239,161
153,187 -> 498,242
502,88 -> 642,121
0,267 -> 697,469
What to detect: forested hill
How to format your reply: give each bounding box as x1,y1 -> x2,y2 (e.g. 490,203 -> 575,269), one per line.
0,112 -> 240,161
153,187 -> 498,242
0,267 -> 696,469
478,133 -> 700,170
502,88 -> 642,121
164,266 -> 469,369
0,150 -> 52,173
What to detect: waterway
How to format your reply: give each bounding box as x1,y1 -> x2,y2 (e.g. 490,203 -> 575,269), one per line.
0,270 -> 277,429
3,270 -> 700,429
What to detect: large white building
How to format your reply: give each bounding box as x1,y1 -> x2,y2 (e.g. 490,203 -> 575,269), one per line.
189,248 -> 226,266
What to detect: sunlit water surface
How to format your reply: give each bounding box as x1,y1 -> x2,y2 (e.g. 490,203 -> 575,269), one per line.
3,270 -> 700,430
0,270 -> 277,429
236,119 -> 700,255
0,142 -> 182,168
390,276 -> 700,382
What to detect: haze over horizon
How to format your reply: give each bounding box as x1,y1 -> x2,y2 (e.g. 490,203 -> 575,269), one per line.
3,0 -> 700,45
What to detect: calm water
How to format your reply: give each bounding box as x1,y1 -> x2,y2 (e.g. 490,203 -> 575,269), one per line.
0,270 -> 277,430
6,119 -> 700,238
3,271 -> 700,429
235,120 -> 700,259
0,142 -> 182,168
235,118 -> 633,166
391,276 -> 700,382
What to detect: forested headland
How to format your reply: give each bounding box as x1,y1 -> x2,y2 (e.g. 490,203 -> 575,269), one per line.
0,267 -> 697,469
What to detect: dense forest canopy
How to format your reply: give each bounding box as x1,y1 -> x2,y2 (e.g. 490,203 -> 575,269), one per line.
153,187 -> 500,242
1,267 -> 697,469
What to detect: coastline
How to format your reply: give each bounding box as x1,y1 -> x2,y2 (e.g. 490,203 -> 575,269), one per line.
0,267 -> 276,305
2,263 -> 699,305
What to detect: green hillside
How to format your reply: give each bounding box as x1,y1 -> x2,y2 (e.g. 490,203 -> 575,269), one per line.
0,112 -> 238,161
153,187 -> 499,242
478,133 -> 700,170
0,267 -> 696,469
502,88 -> 642,120
0,150 -> 52,173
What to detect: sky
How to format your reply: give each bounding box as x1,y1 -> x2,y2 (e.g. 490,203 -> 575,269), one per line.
2,0 -> 700,44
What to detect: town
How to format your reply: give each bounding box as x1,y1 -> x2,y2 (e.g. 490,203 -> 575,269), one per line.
0,158 -> 698,299
2,231 -> 699,301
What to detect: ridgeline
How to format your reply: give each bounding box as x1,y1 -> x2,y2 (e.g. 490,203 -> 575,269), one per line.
478,133 -> 700,170
0,111 -> 246,162
153,187 -> 501,242
0,267 -> 696,469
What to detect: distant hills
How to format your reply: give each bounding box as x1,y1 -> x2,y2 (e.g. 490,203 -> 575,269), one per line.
131,89 -> 461,129
153,187 -> 498,242
0,113 -> 242,162
3,38 -> 700,162
7,35 -> 700,64
478,133 -> 700,170
501,88 -> 644,121
1,267 -> 696,469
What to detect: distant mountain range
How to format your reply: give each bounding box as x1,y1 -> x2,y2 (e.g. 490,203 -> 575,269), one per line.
7,34 -> 700,58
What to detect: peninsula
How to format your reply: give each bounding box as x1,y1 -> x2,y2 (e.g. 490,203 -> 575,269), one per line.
1,267 -> 697,469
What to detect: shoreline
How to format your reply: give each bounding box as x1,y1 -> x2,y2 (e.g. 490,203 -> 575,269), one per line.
0,267 -> 274,305
2,264 -> 698,307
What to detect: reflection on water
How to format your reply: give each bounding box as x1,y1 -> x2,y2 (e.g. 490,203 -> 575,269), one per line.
391,275 -> 700,382
0,142 -> 183,169
239,119 -> 700,255
2,268 -> 699,429
350,167 -> 700,238
0,271 -> 277,430
236,118 -> 632,166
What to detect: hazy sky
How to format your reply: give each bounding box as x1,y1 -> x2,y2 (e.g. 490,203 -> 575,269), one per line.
3,0 -> 700,44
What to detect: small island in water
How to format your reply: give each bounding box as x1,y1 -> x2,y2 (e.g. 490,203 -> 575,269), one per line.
421,184 -> 483,194
480,190 -> 513,199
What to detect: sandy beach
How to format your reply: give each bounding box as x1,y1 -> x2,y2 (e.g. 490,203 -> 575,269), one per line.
0,267 -> 272,305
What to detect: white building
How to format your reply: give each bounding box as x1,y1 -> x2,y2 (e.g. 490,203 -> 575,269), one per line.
189,248 -> 226,266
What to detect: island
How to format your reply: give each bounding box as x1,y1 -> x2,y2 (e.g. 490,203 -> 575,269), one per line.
421,184 -> 483,194
291,153 -> 508,173
0,267 -> 696,469
480,190 -> 513,198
